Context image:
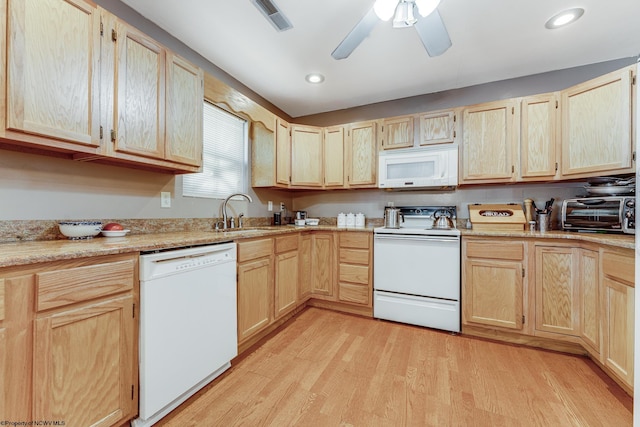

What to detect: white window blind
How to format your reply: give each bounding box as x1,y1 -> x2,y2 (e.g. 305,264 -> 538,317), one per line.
183,102 -> 248,199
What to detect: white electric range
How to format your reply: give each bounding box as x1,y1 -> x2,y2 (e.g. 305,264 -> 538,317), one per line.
373,206 -> 461,332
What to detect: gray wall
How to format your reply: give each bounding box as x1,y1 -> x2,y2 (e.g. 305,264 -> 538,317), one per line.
0,0 -> 633,222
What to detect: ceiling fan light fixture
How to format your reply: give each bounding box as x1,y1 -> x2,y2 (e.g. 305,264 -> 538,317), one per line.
545,7 -> 584,29
305,73 -> 325,84
415,0 -> 440,17
374,0 -> 399,21
393,1 -> 417,28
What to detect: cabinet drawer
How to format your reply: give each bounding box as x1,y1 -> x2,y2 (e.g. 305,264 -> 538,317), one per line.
465,241 -> 524,261
238,238 -> 273,262
339,282 -> 370,305
36,259 -> 136,312
339,263 -> 369,285
602,251 -> 635,286
339,248 -> 369,265
340,232 -> 370,249
275,235 -> 298,253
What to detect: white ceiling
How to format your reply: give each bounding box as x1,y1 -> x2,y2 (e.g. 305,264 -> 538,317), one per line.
120,0 -> 640,118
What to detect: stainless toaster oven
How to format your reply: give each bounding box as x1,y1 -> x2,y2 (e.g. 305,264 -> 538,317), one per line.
561,197 -> 635,234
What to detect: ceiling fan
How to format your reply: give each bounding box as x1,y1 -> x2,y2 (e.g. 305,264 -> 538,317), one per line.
332,0 -> 451,60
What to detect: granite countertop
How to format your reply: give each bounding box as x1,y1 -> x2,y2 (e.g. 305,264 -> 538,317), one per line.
0,223 -> 633,268
0,225 -> 375,268
460,228 -> 635,250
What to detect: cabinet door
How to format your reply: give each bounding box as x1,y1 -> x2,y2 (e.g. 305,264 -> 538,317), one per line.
347,121 -> 378,187
463,259 -> 523,330
237,257 -> 272,342
461,100 -> 516,183
535,246 -> 580,336
113,21 -> 166,159
381,116 -> 413,149
290,125 -> 323,187
324,126 -> 345,188
311,233 -> 335,298
6,0 -> 101,148
520,93 -> 559,180
33,295 -> 136,427
275,118 -> 291,185
603,277 -> 634,387
419,110 -> 456,145
298,233 -> 312,301
165,53 -> 203,167
561,66 -> 634,177
580,249 -> 600,354
275,251 -> 299,318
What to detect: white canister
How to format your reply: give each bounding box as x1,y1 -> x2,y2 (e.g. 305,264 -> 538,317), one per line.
346,213 -> 355,228
337,212 -> 346,227
355,213 -> 365,227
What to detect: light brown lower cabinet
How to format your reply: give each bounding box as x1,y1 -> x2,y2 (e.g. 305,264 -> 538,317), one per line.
298,232 -> 312,301
236,238 -> 273,344
462,236 -> 634,393
310,232 -> 336,298
34,295 -> 135,427
535,246 -> 580,336
0,253 -> 138,425
274,235 -> 299,319
580,249 -> 600,355
462,239 -> 525,331
602,249 -> 635,388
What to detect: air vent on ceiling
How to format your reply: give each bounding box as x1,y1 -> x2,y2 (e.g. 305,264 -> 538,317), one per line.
251,0 -> 293,32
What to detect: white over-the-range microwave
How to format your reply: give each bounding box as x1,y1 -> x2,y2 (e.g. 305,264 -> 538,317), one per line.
378,145 -> 458,190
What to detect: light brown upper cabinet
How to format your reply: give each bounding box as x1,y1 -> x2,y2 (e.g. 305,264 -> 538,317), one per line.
164,53 -> 204,166
275,118 -> 291,186
290,124 -> 323,187
560,66 -> 635,178
346,120 -> 378,188
105,15 -> 203,170
110,19 -> 166,161
460,99 -> 517,184
323,125 -> 345,188
3,0 -> 204,173
381,115 -> 413,149
419,109 -> 458,146
4,0 -> 101,152
519,93 -> 560,181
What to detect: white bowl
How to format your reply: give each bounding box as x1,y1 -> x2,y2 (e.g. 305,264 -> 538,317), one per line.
59,221 -> 102,239
101,229 -> 130,237
294,219 -> 306,226
305,218 -> 319,226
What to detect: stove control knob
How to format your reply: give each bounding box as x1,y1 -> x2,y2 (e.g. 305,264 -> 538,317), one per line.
626,199 -> 635,208
626,211 -> 633,218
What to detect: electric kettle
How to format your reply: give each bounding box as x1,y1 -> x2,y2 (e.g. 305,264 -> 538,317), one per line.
384,206 -> 403,229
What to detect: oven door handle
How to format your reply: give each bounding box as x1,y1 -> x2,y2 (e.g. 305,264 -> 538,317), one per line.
374,234 -> 459,243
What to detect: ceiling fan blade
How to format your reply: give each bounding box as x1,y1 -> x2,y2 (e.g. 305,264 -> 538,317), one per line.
414,9 -> 451,57
331,8 -> 379,60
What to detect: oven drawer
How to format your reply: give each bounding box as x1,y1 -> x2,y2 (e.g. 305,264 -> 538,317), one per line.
374,291 -> 460,332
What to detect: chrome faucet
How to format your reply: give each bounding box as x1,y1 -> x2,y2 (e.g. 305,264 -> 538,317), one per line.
221,193 -> 253,230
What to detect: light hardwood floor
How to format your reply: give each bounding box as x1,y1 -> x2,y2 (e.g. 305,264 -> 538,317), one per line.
158,307 -> 632,426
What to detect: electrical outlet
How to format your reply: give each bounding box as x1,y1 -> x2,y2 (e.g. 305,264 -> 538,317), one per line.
280,202 -> 285,211
161,192 -> 171,208
268,201 -> 273,211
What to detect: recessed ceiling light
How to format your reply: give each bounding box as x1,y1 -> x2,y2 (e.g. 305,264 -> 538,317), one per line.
305,73 -> 325,84
545,8 -> 584,29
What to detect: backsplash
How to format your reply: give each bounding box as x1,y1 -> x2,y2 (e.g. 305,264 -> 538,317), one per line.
0,216 -> 385,243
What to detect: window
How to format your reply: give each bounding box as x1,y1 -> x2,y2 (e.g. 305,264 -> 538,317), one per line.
183,101 -> 248,199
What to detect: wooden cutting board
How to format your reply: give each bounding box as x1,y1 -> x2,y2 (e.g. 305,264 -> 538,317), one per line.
469,203 -> 526,231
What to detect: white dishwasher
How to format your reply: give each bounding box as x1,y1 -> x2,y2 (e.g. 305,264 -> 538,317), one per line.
132,242 -> 237,427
